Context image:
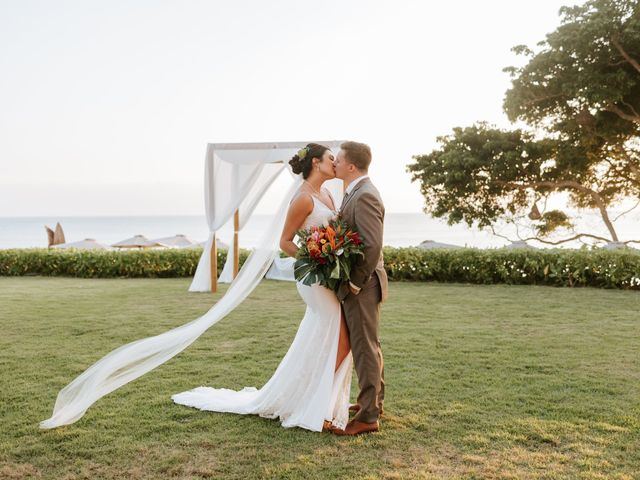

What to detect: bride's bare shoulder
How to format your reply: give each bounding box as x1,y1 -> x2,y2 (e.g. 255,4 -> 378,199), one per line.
288,189 -> 314,214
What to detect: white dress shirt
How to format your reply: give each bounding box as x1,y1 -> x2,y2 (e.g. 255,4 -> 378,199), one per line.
345,175 -> 369,294
344,175 -> 369,197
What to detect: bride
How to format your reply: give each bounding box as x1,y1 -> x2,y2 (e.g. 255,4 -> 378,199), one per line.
171,143 -> 354,432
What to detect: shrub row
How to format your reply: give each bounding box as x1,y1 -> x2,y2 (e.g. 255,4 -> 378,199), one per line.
383,247 -> 640,289
0,248 -> 248,278
0,247 -> 638,289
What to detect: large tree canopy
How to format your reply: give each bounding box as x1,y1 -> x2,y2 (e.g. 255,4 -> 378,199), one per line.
409,0 -> 640,246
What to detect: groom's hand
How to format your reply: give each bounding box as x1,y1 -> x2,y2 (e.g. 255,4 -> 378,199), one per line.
349,282 -> 361,296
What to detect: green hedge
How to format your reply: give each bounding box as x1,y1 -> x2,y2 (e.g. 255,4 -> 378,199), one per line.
383,247 -> 640,289
0,247 -> 639,289
0,248 -> 248,279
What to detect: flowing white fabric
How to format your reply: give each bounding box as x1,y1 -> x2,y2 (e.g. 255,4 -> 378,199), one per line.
265,256 -> 296,281
189,145 -> 277,291
39,178 -> 303,429
219,164 -> 286,283
172,196 -> 353,431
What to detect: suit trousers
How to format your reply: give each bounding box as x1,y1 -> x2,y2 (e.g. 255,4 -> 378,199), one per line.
341,274 -> 385,423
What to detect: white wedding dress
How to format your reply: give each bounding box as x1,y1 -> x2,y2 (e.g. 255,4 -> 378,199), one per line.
171,194 -> 354,432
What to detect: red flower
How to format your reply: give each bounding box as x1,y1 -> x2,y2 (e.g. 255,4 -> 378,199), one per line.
308,242 -> 322,258
347,231 -> 362,245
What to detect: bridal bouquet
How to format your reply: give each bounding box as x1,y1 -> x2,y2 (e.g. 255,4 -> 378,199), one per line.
294,218 -> 364,291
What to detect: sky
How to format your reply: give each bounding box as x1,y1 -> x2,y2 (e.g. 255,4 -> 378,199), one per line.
0,0 -> 587,216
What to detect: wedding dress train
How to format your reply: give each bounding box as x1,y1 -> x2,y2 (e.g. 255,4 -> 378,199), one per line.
172,194 -> 353,431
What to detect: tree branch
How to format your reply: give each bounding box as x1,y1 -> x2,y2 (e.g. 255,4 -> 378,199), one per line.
612,199 -> 640,222
621,100 -> 640,119
611,35 -> 640,74
520,233 -> 612,245
490,224 -> 614,246
605,102 -> 640,125
495,179 -> 620,241
489,225 -> 513,243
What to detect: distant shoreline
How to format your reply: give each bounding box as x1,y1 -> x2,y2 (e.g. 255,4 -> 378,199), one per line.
1,212 -> 638,251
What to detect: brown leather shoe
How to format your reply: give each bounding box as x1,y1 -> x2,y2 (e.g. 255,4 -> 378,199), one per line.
322,420 -> 333,433
332,419 -> 379,436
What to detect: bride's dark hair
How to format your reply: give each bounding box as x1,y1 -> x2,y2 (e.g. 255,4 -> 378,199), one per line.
289,143 -> 329,179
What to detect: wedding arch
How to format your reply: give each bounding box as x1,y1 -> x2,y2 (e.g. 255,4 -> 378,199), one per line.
189,141 -> 345,292
40,140 -> 345,429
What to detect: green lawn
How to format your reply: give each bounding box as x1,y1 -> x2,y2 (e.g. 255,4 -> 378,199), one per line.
1,277 -> 639,479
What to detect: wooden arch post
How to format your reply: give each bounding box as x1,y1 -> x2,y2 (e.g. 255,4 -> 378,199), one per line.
209,209 -> 240,293
210,233 -> 218,293
233,209 -> 240,278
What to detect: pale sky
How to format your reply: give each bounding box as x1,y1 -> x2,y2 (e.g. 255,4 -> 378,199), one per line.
0,0 -> 585,216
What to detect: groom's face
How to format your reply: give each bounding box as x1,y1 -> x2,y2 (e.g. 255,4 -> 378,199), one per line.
333,150 -> 351,180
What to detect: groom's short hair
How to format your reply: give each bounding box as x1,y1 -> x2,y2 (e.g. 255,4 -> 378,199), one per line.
341,141 -> 372,172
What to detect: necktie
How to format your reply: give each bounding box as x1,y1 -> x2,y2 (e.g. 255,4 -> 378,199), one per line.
340,191 -> 349,211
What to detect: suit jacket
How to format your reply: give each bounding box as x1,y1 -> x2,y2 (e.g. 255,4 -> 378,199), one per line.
337,177 -> 389,303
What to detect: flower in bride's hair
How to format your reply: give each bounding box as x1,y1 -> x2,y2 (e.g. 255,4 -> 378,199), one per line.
297,147 -> 308,160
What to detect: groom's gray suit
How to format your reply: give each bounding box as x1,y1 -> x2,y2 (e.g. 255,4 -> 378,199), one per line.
337,177 -> 388,424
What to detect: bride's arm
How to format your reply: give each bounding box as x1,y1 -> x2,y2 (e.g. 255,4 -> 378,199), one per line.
279,193 -> 313,258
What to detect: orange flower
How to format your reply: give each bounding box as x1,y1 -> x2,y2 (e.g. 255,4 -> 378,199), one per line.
325,225 -> 336,249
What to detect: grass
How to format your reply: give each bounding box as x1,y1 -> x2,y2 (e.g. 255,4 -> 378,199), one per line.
0,277 -> 639,479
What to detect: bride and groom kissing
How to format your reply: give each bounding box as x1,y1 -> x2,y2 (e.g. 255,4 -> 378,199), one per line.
172,141 -> 388,436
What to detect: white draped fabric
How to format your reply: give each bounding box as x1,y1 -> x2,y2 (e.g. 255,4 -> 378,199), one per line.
265,257 -> 296,282
218,164 -> 285,283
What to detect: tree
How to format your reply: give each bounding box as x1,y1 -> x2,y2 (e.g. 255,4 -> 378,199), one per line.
408,0 -> 640,246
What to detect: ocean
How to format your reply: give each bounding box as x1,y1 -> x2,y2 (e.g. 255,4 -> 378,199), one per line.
0,212 -> 638,250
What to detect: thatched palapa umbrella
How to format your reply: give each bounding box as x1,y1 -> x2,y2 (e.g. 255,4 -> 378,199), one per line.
111,234 -> 168,249
53,238 -> 109,250
45,222 -> 66,247
150,234 -> 198,248
189,239 -> 229,250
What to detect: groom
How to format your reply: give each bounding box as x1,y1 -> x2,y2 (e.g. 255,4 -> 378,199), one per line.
333,141 -> 388,436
